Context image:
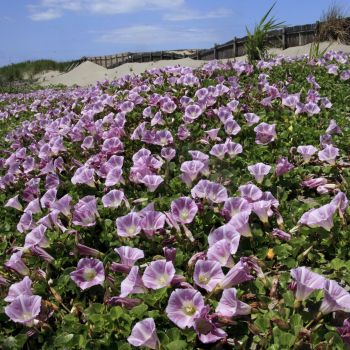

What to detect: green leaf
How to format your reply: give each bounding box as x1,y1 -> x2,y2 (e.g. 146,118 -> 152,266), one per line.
166,340 -> 188,350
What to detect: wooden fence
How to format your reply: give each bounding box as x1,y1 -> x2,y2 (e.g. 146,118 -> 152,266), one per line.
80,18 -> 349,69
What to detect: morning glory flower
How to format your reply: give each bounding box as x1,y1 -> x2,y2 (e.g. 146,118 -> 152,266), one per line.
5,276 -> 33,303
5,195 -> 23,211
72,196 -> 98,227
140,211 -> 166,236
254,122 -> 276,145
70,258 -> 105,290
248,163 -> 271,184
290,266 -> 326,301
114,246 -> 144,267
128,318 -> 160,349
320,280 -> 350,314
102,189 -> 124,208
318,145 -> 339,165
140,175 -> 164,192
5,294 -> 42,325
165,289 -> 205,329
71,166 -> 95,187
207,239 -> 234,268
193,260 -> 224,292
220,259 -> 254,289
120,266 -> 146,297
297,145 -> 318,162
142,260 -> 175,290
298,203 -> 337,231
216,288 -> 251,317
171,197 -> 198,224
116,212 -> 142,237
275,157 -> 294,176
208,224 -> 241,255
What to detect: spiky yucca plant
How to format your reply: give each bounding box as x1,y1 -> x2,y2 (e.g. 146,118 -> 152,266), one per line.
245,3 -> 285,63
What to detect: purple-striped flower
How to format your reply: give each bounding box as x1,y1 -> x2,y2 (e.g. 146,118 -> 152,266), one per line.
275,157 -> 294,176
337,319 -> 350,346
5,195 -> 23,211
171,197 -> 198,224
297,145 -> 318,162
5,251 -> 29,275
142,260 -> 175,290
5,294 -> 42,325
166,289 -> 205,329
24,224 -> 49,248
5,276 -> 33,303
290,267 -> 325,301
326,119 -> 342,135
114,246 -> 144,267
208,224 -> 240,254
102,190 -> 124,208
120,266 -> 146,297
116,212 -> 142,237
72,196 -> 98,227
140,175 -> 163,192
180,160 -> 204,184
207,239 -> 234,268
298,203 -> 337,231
320,280 -> 350,314
193,260 -> 224,292
210,143 -> 226,160
128,318 -> 159,349
254,122 -> 276,145
71,166 -> 95,187
318,145 -> 339,165
140,211 -> 165,236
238,183 -> 263,202
220,259 -> 254,289
194,306 -> 227,344
216,288 -> 251,317
70,258 -> 105,290
244,113 -> 260,126
248,163 -> 271,184
161,147 -> 176,161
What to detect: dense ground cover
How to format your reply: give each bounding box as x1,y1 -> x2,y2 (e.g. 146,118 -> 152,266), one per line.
0,51 -> 350,349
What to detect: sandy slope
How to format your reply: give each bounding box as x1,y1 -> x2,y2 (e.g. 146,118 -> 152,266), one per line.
38,42 -> 350,87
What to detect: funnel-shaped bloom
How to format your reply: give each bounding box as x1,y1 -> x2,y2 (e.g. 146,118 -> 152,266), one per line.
222,197 -> 252,220
320,280 -> 350,314
180,160 -> 204,183
238,184 -> 263,202
171,197 -> 198,224
116,212 -> 142,237
297,145 -> 318,162
24,224 -> 49,248
114,246 -> 144,267
71,166 -> 95,187
337,319 -> 350,346
275,157 -> 294,176
194,306 -> 227,344
208,224 -> 240,254
51,194 -> 72,216
290,267 -> 325,301
70,258 -> 105,290
210,144 -> 226,160
244,113 -> 260,126
140,211 -> 165,236
73,196 -> 98,227
161,147 -> 176,161
207,239 -> 234,268
120,266 -> 146,297
128,318 -> 159,349
254,122 -> 276,145
5,195 -> 22,211
326,119 -> 342,135
248,163 -> 271,184
140,175 -> 163,192
252,200 -> 273,224
166,288 -> 205,329
5,276 -> 33,303
220,259 -> 254,289
102,190 -> 124,208
5,251 -> 29,275
318,145 -> 339,165
142,260 -> 175,290
5,295 -> 41,325
194,260 -> 224,292
216,288 -> 251,317
298,203 -> 337,231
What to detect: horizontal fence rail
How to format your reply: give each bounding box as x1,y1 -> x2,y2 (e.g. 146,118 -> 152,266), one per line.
79,18 -> 349,70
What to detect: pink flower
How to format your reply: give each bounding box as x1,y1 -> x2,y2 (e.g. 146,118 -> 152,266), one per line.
142,260 -> 175,290
128,318 -> 159,349
171,197 -> 198,224
193,260 -> 224,292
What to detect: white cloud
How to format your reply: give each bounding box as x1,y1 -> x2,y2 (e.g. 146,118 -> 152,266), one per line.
29,8 -> 62,21
28,0 -> 185,20
96,25 -> 217,47
163,8 -> 232,21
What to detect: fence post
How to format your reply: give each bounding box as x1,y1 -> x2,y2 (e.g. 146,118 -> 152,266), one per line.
282,27 -> 286,49
233,37 -> 237,58
160,51 -> 163,59
298,32 -> 302,46
214,44 -> 218,59
150,52 -> 153,61
196,49 -> 199,60
172,52 -> 175,59
315,20 -> 320,40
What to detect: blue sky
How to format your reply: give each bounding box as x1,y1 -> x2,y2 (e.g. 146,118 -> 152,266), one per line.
0,0 -> 348,66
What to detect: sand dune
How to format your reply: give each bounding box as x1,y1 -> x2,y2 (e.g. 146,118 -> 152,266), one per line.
38,42 -> 350,87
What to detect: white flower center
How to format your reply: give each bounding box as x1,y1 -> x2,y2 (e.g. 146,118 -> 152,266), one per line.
83,268 -> 97,281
